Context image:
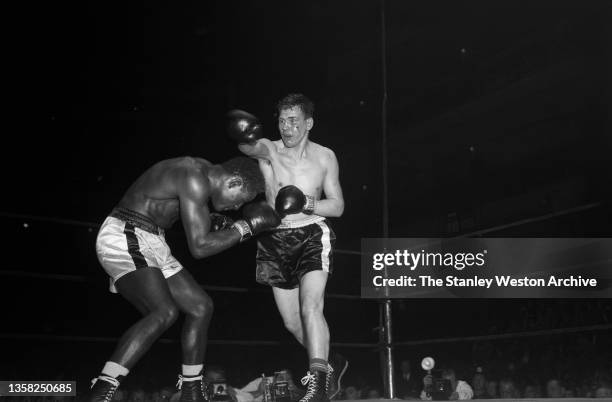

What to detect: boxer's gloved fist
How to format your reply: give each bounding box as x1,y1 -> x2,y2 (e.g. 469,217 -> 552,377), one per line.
209,213 -> 235,232
226,109 -> 262,145
232,201 -> 280,240
275,185 -> 315,218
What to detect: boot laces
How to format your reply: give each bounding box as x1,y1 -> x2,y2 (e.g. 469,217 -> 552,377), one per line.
300,372 -> 318,400
325,366 -> 334,392
91,375 -> 119,402
176,375 -> 206,397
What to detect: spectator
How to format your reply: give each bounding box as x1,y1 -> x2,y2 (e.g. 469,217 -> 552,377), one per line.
130,388 -> 146,402
396,360 -> 420,399
470,367 -> 486,399
498,378 -> 520,399
342,385 -> 360,400
522,383 -> 542,398
594,381 -> 612,398
205,366 -> 233,402
236,369 -> 303,402
545,378 -> 565,398
420,369 -> 473,400
484,379 -> 498,399
159,387 -> 175,401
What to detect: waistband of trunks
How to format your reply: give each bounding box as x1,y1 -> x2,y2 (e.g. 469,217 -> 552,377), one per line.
109,207 -> 162,235
276,215 -> 326,230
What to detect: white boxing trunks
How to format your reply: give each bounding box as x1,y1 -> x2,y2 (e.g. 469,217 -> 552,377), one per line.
96,207 -> 183,293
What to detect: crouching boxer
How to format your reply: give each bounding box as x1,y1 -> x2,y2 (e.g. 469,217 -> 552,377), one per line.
88,156 -> 279,402
227,93 -> 347,402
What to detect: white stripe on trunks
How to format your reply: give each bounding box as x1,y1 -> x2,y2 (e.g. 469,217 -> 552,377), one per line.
316,220 -> 331,272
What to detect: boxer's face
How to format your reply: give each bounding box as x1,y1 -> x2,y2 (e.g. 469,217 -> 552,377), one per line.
213,177 -> 255,211
278,106 -> 313,148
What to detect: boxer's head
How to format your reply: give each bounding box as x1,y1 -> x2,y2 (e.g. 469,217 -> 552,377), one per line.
277,93 -> 314,148
214,157 -> 265,211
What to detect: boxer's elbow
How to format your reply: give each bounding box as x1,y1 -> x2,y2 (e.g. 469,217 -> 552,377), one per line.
318,199 -> 344,217
331,199 -> 344,217
188,238 -> 215,259
189,233 -> 240,259
189,245 -> 212,259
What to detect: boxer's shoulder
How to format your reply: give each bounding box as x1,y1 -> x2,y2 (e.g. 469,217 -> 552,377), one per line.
270,139 -> 285,152
306,141 -> 336,164
166,159 -> 211,197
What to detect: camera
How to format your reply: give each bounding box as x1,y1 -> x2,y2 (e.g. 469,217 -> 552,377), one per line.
425,370 -> 452,401
208,381 -> 230,402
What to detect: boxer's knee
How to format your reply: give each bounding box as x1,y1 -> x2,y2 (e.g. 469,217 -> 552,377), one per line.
283,316 -> 303,336
151,304 -> 179,330
300,296 -> 324,321
189,293 -> 214,320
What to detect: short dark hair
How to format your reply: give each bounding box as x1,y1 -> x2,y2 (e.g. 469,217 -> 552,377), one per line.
277,93 -> 314,119
221,156 -> 265,194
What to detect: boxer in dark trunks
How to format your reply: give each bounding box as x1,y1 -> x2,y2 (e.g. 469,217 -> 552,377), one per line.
88,156 -> 279,402
227,94 -> 347,402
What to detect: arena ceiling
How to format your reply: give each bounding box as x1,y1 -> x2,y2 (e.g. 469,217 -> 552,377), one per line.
4,0 -> 611,249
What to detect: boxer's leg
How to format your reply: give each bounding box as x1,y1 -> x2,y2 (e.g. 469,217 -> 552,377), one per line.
112,267 -> 180,367
273,286 -> 304,345
167,269 -> 213,402
88,267 -> 179,402
296,220 -> 341,402
167,269 -> 213,365
296,270 -> 330,402
299,270 -> 329,362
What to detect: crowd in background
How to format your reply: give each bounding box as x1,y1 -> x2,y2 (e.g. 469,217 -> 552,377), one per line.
2,301 -> 611,400
2,336 -> 611,401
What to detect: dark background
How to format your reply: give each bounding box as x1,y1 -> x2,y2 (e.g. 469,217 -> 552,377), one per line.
1,0 -> 611,395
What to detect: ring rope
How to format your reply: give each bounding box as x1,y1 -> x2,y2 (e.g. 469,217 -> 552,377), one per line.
0,201 -> 603,257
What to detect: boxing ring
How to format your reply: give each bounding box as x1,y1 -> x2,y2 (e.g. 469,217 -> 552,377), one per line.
1,201 -> 611,399
2,0 -> 611,399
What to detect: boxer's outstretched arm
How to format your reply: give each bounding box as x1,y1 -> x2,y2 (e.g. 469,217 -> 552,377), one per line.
227,109 -> 274,161
315,149 -> 344,217
179,174 -> 241,259
238,138 -> 275,161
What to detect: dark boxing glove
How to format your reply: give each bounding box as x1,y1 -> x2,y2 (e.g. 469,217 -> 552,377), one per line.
209,213 -> 235,232
232,201 -> 280,240
226,109 -> 263,145
275,185 -> 315,218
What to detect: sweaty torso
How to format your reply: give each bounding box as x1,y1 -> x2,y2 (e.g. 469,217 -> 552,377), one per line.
260,140 -> 328,221
117,157 -> 211,229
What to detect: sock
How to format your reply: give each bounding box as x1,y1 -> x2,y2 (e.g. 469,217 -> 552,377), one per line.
309,358 -> 329,374
182,364 -> 204,377
101,361 -> 129,379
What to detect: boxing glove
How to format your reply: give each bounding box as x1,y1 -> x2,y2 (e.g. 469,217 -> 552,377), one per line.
226,109 -> 263,145
275,185 -> 315,218
232,201 -> 280,240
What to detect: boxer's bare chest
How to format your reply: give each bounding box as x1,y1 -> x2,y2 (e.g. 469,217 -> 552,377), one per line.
261,151 -> 326,203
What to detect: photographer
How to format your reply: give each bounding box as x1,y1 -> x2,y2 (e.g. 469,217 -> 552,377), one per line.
420,369 -> 473,400
236,369 -> 304,402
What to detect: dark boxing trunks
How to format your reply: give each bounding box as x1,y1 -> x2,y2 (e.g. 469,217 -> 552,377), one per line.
256,217 -> 336,289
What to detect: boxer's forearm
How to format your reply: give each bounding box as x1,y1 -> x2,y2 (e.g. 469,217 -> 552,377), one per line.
238,140 -> 270,159
189,229 -> 242,259
313,198 -> 344,217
